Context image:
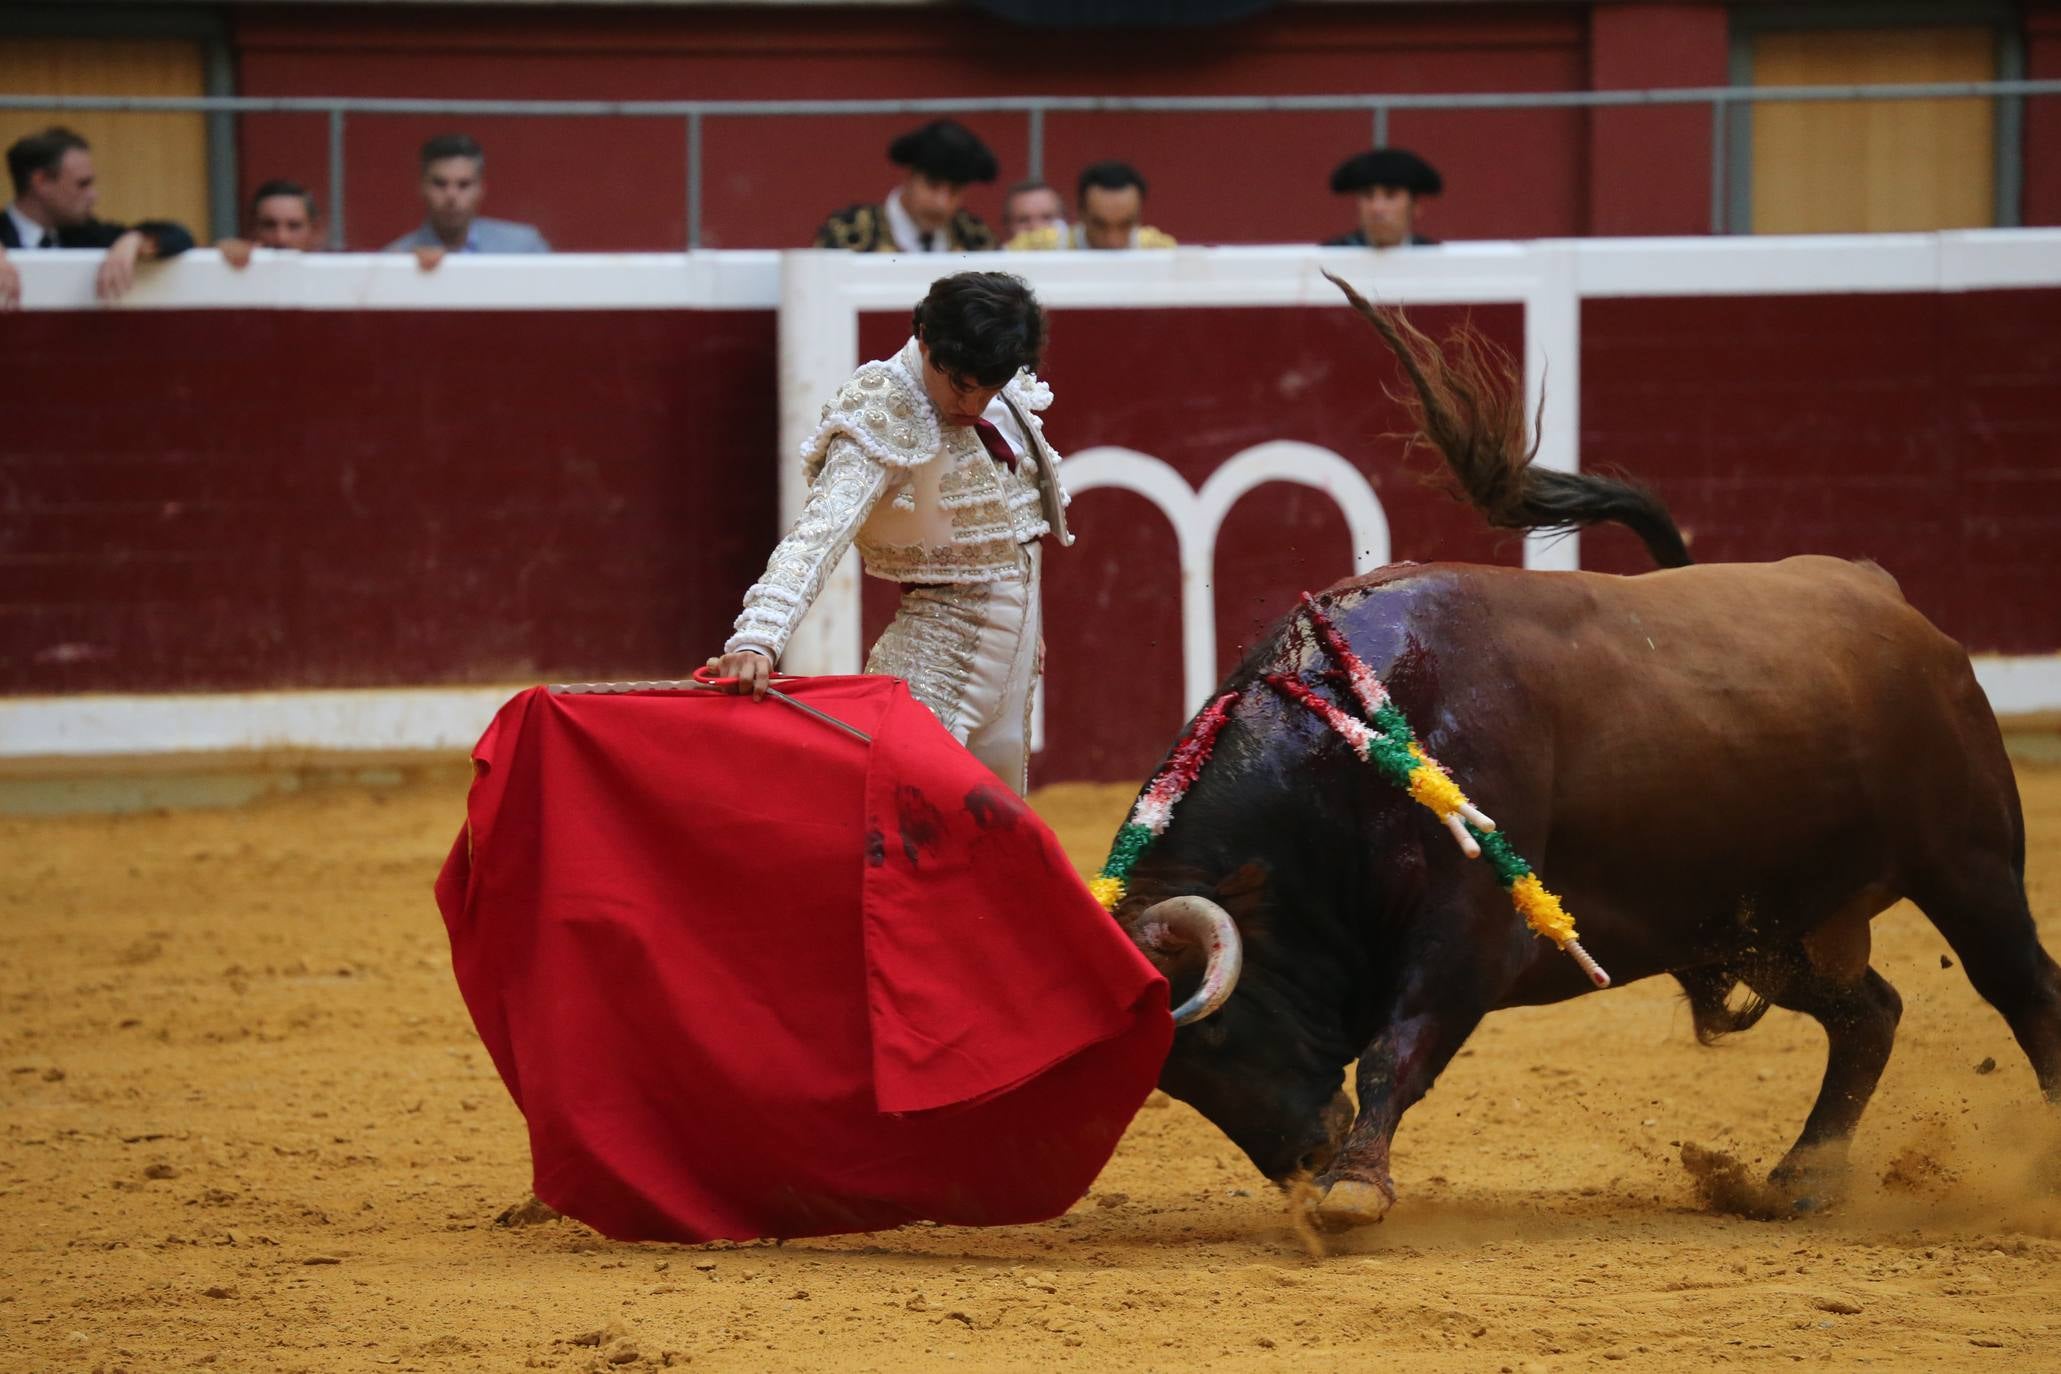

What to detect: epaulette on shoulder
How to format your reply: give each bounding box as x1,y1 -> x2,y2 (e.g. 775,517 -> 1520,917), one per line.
1136,225 -> 1179,249
1006,369 -> 1054,414
800,358 -> 941,472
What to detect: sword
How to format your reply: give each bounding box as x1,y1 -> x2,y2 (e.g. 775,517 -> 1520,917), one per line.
546,674 -> 873,745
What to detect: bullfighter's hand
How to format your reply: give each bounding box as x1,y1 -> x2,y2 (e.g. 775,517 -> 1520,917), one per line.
217,238 -> 255,270
709,649 -> 773,701
413,245 -> 446,272
0,250 -> 19,311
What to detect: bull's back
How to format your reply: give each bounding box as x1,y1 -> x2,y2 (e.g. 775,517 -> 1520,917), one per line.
1330,555 -> 2002,897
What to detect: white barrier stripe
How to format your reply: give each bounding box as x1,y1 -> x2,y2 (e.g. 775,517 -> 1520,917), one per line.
0,657 -> 2055,759
15,234 -> 2060,315
0,687 -> 526,757
15,250 -> 784,312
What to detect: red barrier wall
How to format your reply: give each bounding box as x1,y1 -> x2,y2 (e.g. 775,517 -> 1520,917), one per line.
2029,4 -> 2061,227
1587,4 -> 1729,237
0,310 -> 777,694
1580,289 -> 2061,657
5,286 -> 2056,779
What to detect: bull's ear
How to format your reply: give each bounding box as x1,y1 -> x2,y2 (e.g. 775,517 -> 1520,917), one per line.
1214,861 -> 1269,901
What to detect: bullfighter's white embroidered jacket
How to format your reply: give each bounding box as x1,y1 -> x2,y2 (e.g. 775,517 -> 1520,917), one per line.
723,336 -> 1071,663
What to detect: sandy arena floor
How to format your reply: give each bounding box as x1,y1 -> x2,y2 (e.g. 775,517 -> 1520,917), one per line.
5,762 -> 2060,1373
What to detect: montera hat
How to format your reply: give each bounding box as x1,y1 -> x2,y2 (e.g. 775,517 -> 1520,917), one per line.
1330,147 -> 1443,196
889,120 -> 1000,185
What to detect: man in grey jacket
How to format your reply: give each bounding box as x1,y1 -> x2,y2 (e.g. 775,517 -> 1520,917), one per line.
385,134 -> 549,261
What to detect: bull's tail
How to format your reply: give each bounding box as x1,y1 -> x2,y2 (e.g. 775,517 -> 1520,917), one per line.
1327,271 -> 1693,570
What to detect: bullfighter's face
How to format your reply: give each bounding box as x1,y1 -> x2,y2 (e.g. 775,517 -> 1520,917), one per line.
1078,184 -> 1142,251
900,171 -> 966,235
917,343 -> 1004,428
1355,185 -> 1419,248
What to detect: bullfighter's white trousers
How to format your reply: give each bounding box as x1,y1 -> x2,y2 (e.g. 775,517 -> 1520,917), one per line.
865,542 -> 1042,796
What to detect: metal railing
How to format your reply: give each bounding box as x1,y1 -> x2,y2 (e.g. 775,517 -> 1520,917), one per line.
4,80 -> 2053,249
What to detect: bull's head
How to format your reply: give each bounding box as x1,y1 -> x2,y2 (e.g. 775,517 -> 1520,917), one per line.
1107,635 -> 1393,1185
1119,876 -> 1356,1185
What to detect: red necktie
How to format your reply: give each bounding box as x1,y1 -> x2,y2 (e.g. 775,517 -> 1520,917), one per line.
968,416 -> 1018,471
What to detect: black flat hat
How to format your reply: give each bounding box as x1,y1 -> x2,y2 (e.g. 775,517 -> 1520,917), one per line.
1330,147 -> 1443,196
888,119 -> 1000,185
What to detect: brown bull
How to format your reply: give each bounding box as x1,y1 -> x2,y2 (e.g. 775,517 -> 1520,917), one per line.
1113,277 -> 2061,1227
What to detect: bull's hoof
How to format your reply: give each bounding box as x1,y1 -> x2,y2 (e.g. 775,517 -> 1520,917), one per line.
1311,1177 -> 1395,1230
1764,1170 -> 1846,1211
1769,1161 -> 1848,1216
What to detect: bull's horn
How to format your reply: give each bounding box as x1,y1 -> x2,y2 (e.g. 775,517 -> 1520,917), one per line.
1139,895 -> 1244,1026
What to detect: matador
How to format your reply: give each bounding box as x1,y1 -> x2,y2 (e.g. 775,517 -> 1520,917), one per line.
713,272 -> 1071,795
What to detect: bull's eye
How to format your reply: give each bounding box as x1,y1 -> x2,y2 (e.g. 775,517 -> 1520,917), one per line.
1188,1018 -> 1230,1048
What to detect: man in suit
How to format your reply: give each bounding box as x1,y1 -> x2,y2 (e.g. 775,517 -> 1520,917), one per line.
384,134 -> 550,264
814,120 -> 999,254
0,126 -> 195,308
1324,147 -> 1443,249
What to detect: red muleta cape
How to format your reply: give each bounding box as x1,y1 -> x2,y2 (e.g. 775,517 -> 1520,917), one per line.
434,676 -> 1172,1243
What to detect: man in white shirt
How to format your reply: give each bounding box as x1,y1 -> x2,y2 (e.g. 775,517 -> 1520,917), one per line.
384,134 -> 550,264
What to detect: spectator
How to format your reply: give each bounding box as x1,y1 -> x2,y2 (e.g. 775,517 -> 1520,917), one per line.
1006,161 -> 1176,250
1324,148 -> 1442,249
218,179 -> 323,269
1001,180 -> 1066,241
0,126 -> 195,308
385,134 -> 550,264
815,120 -> 998,253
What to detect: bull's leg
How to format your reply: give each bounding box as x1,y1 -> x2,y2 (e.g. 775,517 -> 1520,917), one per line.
1739,919 -> 1902,1211
1675,965 -> 1771,1045
1311,995 -> 1493,1228
1912,864 -> 2061,1102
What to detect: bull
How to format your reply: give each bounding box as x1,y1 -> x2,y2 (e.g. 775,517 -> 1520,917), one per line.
1116,278 -> 2061,1227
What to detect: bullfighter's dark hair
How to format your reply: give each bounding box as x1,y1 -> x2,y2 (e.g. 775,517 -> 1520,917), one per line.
250,178 -> 318,220
911,272 -> 1046,389
7,126 -> 89,197
419,133 -> 485,172
1077,160 -> 1148,203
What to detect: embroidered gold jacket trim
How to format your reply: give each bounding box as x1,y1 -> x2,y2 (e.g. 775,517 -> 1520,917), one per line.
724,337 -> 1070,662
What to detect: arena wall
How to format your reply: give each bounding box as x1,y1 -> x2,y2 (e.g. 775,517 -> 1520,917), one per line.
3,234 -> 2057,783
222,3 -> 2061,251
229,3 -> 1649,250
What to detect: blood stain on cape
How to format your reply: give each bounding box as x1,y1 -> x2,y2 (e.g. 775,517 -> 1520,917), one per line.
895,785 -> 945,867
964,783 -> 1025,833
